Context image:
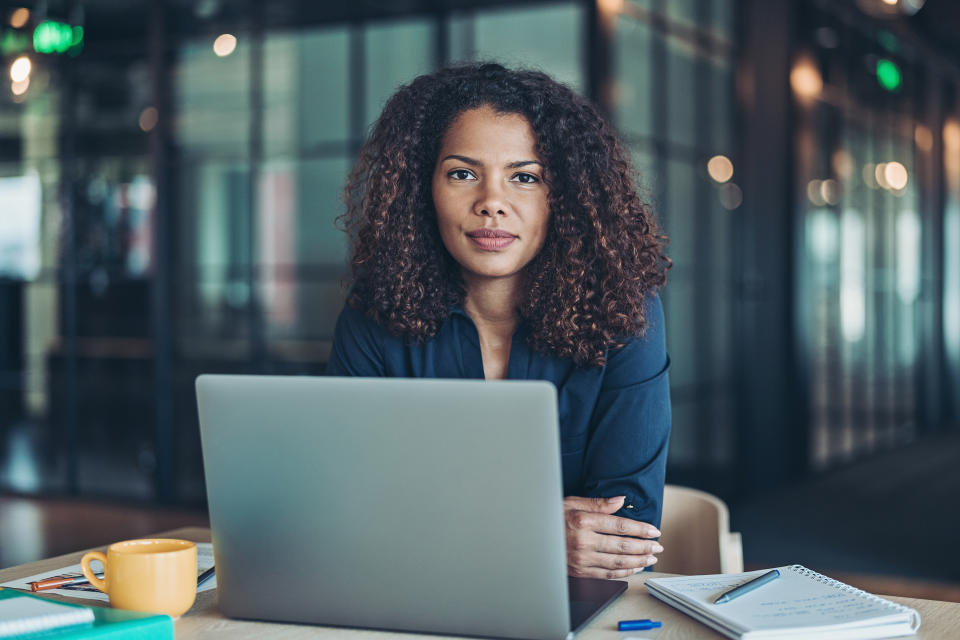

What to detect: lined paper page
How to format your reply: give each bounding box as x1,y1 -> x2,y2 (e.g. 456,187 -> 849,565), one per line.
648,566 -> 910,631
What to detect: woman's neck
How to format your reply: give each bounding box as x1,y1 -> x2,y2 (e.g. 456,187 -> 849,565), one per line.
461,274 -> 522,337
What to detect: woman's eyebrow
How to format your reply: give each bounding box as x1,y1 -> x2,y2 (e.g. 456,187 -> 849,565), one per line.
440,154 -> 482,166
440,154 -> 544,170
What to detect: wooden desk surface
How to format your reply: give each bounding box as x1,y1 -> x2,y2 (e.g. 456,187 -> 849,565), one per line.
2,527 -> 957,639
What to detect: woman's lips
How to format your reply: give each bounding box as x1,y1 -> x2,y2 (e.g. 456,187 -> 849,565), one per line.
468,235 -> 515,250
466,229 -> 516,251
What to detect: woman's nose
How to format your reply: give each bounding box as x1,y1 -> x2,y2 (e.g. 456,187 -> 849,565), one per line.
474,181 -> 507,216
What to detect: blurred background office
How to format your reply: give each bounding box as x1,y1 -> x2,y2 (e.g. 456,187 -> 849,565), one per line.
0,0 -> 958,599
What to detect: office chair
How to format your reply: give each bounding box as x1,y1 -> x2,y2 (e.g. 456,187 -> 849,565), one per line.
655,484 -> 743,574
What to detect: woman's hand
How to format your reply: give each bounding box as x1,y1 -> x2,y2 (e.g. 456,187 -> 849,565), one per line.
563,495 -> 663,579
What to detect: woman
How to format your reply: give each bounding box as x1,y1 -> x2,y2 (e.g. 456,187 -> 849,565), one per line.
328,63 -> 671,579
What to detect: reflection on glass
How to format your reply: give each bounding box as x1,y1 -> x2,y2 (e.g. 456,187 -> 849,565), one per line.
840,209 -> 865,343
468,4 -> 584,92
806,209 -> 838,263
0,172 -> 41,279
614,16 -> 652,138
364,19 -> 435,132
944,119 -> 960,362
895,210 -> 920,304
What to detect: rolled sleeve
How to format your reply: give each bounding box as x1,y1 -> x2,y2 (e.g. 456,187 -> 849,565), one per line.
581,294 -> 671,528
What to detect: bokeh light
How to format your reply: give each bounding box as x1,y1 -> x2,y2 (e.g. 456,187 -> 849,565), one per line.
831,149 -> 854,179
820,179 -> 840,205
9,7 -> 29,28
139,107 -> 159,132
807,180 -> 826,206
11,77 -> 29,96
707,155 -> 734,183
914,124 -> 933,152
719,183 -> 743,210
790,56 -> 823,100
10,56 -> 31,83
884,161 -> 908,191
213,33 -> 237,57
874,163 -> 890,189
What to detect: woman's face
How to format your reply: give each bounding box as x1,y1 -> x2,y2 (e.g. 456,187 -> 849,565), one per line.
432,106 -> 550,284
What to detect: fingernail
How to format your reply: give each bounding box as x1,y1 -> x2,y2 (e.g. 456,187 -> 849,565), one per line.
607,496 -> 625,504
647,556 -> 658,565
654,544 -> 664,553
633,567 -> 644,574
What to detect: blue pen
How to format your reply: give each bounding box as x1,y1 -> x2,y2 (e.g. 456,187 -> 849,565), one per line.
618,619 -> 662,631
713,569 -> 781,604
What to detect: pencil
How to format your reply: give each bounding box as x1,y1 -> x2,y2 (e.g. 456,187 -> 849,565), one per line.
30,574 -> 103,592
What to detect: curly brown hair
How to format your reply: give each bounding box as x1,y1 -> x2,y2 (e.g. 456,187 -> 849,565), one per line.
339,62 -> 670,367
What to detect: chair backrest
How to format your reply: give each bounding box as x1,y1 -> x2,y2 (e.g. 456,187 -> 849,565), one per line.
656,484 -> 743,575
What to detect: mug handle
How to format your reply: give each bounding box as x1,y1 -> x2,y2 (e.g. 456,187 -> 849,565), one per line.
80,551 -> 109,593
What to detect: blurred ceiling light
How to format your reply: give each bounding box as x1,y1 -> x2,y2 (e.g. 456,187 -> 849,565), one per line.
856,0 -> 925,16
831,149 -> 855,179
807,180 -> 826,206
139,106 -> 158,132
719,183 -> 742,210
856,0 -> 902,16
790,56 -> 822,100
213,33 -> 237,57
9,7 -> 29,28
707,155 -> 734,183
914,124 -> 933,152
11,77 -> 29,95
9,55 -> 30,82
862,163 -> 879,188
820,179 -> 840,205
884,161 -> 908,190
597,0 -> 624,15
944,119 -> 960,150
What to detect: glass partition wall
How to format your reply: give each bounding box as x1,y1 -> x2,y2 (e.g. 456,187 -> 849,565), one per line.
794,2 -> 952,471
1,0 -> 957,505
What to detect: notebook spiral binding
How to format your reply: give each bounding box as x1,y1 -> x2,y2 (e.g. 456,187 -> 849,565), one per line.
785,565 -> 913,616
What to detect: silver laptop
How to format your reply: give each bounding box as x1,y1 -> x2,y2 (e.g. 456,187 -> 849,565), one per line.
196,375 -> 626,640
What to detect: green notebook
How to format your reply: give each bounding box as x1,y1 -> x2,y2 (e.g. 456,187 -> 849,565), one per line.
0,589 -> 173,639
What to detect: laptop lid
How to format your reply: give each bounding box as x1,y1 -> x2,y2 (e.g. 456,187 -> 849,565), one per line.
197,375 -> 610,640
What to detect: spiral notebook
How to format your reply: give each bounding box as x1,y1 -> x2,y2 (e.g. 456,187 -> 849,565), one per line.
645,565 -> 921,640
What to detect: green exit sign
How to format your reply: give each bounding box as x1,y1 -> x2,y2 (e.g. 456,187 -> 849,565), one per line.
33,20 -> 83,55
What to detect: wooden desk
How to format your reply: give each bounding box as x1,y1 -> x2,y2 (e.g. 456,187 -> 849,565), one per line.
2,527 -> 958,639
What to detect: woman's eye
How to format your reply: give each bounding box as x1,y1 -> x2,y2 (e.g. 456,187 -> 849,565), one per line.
449,169 -> 475,181
512,172 -> 540,184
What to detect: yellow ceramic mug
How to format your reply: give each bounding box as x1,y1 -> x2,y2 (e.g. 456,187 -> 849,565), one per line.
81,538 -> 197,618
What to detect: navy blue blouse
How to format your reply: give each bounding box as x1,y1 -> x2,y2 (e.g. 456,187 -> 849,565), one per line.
326,295 -> 671,527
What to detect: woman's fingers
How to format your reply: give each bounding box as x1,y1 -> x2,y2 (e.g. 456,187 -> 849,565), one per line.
563,498 -> 664,578
578,551 -> 658,571
568,566 -> 638,580
594,533 -> 663,556
576,512 -> 660,539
